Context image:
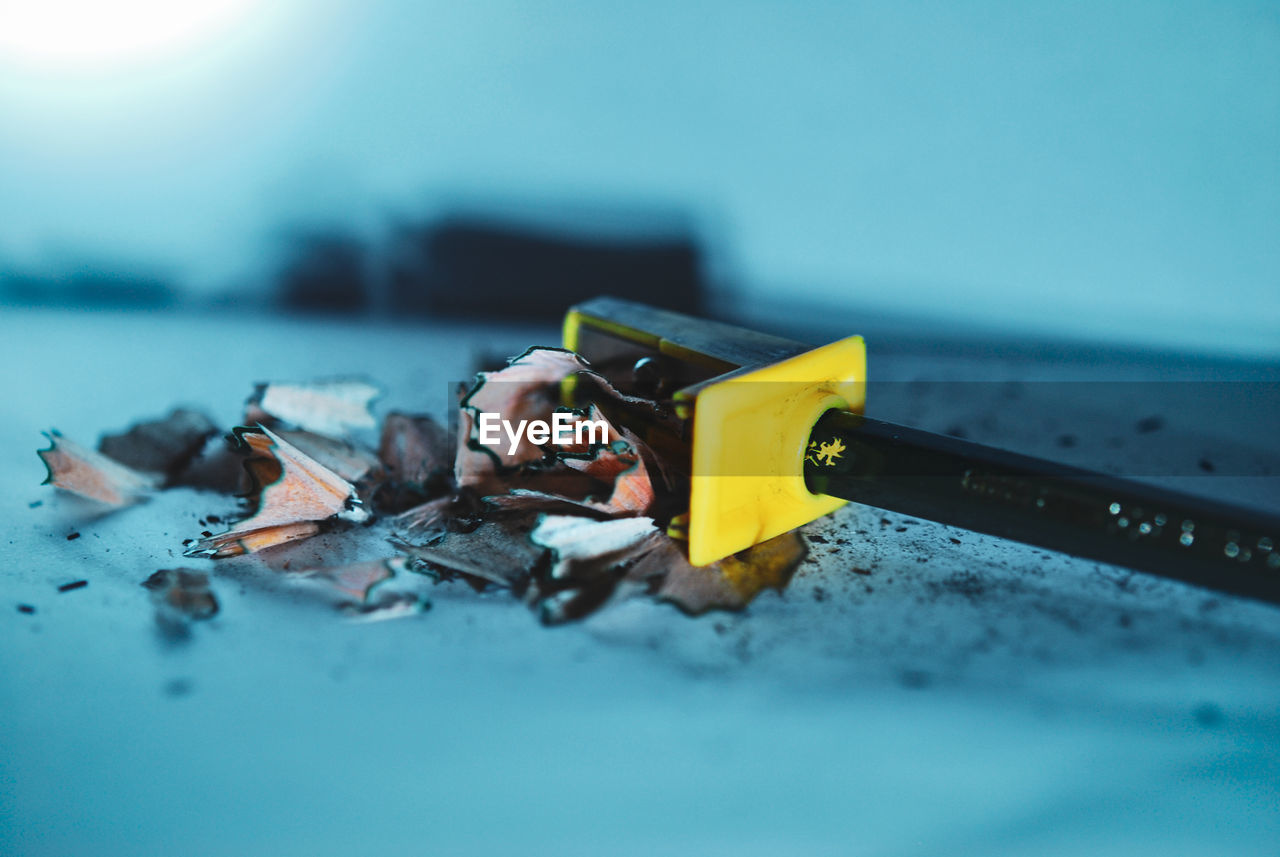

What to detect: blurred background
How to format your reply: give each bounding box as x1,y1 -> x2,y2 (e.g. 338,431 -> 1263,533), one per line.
2,0 -> 1277,355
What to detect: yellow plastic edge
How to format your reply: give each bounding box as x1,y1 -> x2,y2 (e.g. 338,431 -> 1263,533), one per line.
560,309 -> 593,404
562,308 -> 588,353
686,336 -> 866,566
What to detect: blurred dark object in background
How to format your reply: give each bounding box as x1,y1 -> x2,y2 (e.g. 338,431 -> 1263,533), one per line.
270,212 -> 709,321
388,217 -> 706,320
276,231 -> 370,314
1,267 -> 174,308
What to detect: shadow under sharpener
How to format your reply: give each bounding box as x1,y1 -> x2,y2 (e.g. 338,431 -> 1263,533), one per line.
562,297 -> 867,566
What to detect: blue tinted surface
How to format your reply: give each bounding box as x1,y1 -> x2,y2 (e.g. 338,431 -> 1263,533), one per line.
1,307 -> 1278,856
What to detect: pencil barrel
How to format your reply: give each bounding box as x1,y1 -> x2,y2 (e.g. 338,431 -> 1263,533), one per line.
804,410 -> 1280,606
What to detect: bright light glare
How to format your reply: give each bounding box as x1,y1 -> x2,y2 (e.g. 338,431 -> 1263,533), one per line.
0,0 -> 257,69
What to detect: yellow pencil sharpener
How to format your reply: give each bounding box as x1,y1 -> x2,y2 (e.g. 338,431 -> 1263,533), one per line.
562,296 -> 866,566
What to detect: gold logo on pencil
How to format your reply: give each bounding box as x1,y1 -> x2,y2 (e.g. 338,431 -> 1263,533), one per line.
806,437 -> 846,467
